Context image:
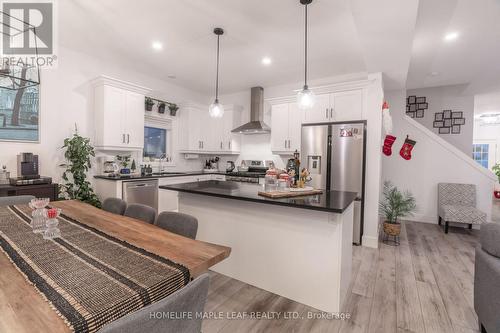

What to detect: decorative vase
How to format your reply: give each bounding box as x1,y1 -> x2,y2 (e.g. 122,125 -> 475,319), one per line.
383,221 -> 401,236
145,103 -> 154,111
158,103 -> 166,114
494,190 -> 500,199
169,106 -> 178,116
43,208 -> 61,240
29,198 -> 50,233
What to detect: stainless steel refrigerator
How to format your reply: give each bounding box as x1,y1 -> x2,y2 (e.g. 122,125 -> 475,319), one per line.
301,121 -> 366,245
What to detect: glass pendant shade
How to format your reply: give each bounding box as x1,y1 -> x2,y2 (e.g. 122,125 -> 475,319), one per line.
297,86 -> 315,110
209,99 -> 224,118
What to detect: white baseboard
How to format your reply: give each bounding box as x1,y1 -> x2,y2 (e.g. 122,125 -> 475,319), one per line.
362,235 -> 378,248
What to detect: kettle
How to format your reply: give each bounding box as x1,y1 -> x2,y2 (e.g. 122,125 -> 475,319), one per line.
103,161 -> 119,175
226,161 -> 235,173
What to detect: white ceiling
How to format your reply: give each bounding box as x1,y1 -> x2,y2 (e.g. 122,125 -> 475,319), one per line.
59,0 -> 500,97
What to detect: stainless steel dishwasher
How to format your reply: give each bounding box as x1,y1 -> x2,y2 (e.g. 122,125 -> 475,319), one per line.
122,179 -> 158,211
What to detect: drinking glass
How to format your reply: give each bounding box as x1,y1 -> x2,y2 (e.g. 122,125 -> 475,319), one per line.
29,198 -> 50,233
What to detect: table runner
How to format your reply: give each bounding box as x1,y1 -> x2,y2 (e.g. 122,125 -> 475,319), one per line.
0,204 -> 190,333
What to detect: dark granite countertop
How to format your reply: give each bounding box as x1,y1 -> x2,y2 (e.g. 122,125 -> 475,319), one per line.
94,171 -> 226,181
159,180 -> 357,214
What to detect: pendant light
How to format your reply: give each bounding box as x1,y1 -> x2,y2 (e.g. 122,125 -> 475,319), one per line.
209,27 -> 225,118
297,0 -> 315,111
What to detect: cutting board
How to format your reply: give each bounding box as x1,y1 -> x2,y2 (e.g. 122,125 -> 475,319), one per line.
258,189 -> 323,198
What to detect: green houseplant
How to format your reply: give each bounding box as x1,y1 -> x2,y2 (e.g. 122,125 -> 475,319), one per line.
168,103 -> 179,116
379,181 -> 416,237
59,126 -> 101,208
145,97 -> 155,111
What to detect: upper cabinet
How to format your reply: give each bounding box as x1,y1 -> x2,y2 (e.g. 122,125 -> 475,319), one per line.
303,89 -> 363,124
179,104 -> 242,154
270,103 -> 303,154
92,76 -> 151,151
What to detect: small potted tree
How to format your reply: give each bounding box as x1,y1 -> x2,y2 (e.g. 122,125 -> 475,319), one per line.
168,103 -> 179,116
379,181 -> 416,241
145,97 -> 155,111
493,163 -> 500,199
158,102 -> 166,114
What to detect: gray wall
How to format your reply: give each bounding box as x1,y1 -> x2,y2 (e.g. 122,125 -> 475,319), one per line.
407,84 -> 474,155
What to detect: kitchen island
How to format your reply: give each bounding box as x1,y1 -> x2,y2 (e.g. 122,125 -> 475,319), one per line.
160,180 -> 357,313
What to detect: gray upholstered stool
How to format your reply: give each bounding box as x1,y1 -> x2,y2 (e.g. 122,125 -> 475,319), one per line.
0,195 -> 35,206
98,273 -> 209,333
124,203 -> 156,224
155,212 -> 198,239
102,198 -> 127,215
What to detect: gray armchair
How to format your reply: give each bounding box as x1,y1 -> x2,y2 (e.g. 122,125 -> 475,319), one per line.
474,223 -> 500,333
437,183 -> 486,233
124,203 -> 156,224
102,197 -> 127,215
155,212 -> 198,239
98,273 -> 209,333
0,195 -> 35,206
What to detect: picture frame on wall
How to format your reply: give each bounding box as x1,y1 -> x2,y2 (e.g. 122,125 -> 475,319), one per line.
439,127 -> 450,134
416,96 -> 426,104
409,104 -> 417,112
417,103 -> 428,109
433,121 -> 444,128
453,118 -> 465,125
443,110 -> 452,119
452,111 -> 463,118
408,96 -> 416,104
416,109 -> 425,118
406,111 -> 416,118
435,112 -> 444,121
451,125 -> 461,134
444,118 -> 452,127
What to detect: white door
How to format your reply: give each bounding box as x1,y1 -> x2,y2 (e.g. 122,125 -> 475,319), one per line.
102,85 -> 127,148
303,93 -> 330,124
271,103 -> 290,152
288,103 -> 303,152
125,91 -> 145,149
331,90 -> 363,121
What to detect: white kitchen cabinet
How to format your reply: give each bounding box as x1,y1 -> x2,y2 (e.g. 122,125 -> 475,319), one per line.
179,104 -> 242,154
93,76 -> 151,151
271,103 -> 303,154
303,89 -> 363,124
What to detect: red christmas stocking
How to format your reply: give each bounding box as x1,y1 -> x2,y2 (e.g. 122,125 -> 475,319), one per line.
400,136 -> 416,160
382,135 -> 397,156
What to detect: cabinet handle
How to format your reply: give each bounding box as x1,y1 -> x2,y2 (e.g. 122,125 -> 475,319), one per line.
229,141 -> 231,150
288,140 -> 291,149
326,108 -> 329,119
330,108 -> 334,119
122,134 -> 125,143
202,141 -> 204,149
220,141 -> 223,149
127,134 -> 130,144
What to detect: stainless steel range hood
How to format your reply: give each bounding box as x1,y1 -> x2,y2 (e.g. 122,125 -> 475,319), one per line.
231,86 -> 271,134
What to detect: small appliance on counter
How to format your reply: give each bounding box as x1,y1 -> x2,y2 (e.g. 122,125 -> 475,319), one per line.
9,153 -> 52,186
103,160 -> 119,176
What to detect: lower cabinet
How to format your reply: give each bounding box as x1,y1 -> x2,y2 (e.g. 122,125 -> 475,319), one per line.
0,183 -> 59,201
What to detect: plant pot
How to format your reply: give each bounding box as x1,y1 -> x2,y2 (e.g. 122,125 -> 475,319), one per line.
383,221 -> 401,236
169,108 -> 177,116
145,103 -> 154,111
495,190 -> 500,199
158,103 -> 166,114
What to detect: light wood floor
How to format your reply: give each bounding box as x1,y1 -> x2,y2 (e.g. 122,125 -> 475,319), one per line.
203,221 -> 480,333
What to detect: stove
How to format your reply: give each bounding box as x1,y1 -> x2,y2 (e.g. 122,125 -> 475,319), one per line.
225,160 -> 273,184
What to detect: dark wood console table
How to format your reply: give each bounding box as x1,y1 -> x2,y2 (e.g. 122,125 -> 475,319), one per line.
0,183 -> 59,201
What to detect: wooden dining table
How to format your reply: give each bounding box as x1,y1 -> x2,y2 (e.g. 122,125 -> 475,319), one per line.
0,200 -> 231,333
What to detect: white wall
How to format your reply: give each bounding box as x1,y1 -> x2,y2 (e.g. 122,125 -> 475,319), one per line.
383,90 -> 496,224
0,46 -> 209,181
407,84 -> 474,155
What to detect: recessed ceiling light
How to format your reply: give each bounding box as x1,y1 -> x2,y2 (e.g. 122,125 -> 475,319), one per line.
152,41 -> 163,51
430,71 -> 439,76
261,57 -> 272,65
444,32 -> 459,41
167,74 -> 176,79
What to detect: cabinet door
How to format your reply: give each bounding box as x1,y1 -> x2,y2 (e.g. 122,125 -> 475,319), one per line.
125,91 -> 145,149
288,103 -> 303,152
331,90 -> 363,121
101,86 -> 127,148
186,108 -> 203,150
270,103 -> 289,152
303,93 -> 330,124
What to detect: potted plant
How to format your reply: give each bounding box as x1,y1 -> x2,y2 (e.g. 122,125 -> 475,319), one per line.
116,154 -> 131,174
379,181 -> 416,239
59,125 -> 101,208
131,159 -> 137,174
145,97 -> 155,111
158,102 -> 166,114
168,103 -> 179,116
493,163 -> 500,199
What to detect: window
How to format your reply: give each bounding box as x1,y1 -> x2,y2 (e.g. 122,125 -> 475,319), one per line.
472,144 -> 489,168
144,126 -> 167,158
